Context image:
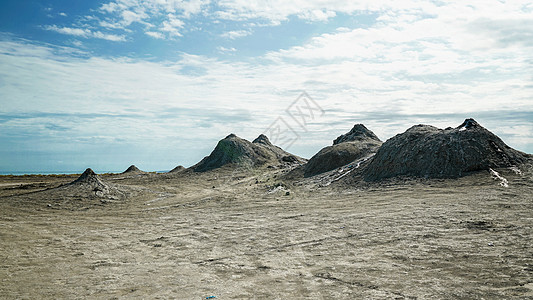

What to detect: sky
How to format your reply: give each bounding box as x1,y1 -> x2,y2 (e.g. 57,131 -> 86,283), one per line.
0,0 -> 532,173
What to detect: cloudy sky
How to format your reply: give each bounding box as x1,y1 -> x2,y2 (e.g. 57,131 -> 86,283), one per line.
1,0 -> 532,173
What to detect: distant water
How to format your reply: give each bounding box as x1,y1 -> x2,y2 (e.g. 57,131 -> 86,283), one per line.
0,170 -> 170,175
0,171 -> 117,176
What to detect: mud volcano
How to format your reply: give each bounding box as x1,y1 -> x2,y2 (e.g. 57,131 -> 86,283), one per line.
122,165 -> 145,174
193,134 -> 305,172
364,119 -> 531,181
169,165 -> 186,173
304,124 -> 382,177
71,168 -> 108,190
56,168 -> 126,199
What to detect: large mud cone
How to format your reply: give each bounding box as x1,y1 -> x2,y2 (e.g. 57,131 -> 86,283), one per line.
363,118 -> 531,181
193,133 -> 305,172
304,124 -> 382,177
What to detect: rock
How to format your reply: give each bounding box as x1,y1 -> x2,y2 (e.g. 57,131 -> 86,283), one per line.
363,119 -> 531,181
282,155 -> 299,163
489,168 -> 509,187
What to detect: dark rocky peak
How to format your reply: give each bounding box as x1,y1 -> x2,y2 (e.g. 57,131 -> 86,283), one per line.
333,124 -> 381,145
252,134 -> 273,146
457,118 -> 479,130
304,124 -> 382,177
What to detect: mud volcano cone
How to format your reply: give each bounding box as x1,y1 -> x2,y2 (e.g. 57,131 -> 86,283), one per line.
70,168 -> 109,192
122,165 -> 144,174
72,168 -> 101,184
252,134 -> 305,164
169,165 -> 185,173
304,124 -> 382,177
252,134 -> 273,146
333,124 -> 381,144
193,133 -> 305,172
363,118 -> 531,181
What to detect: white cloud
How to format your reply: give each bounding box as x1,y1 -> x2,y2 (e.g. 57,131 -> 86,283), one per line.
100,2 -> 120,13
72,40 -> 83,47
214,0 -> 425,22
11,0 -> 533,166
166,0 -> 211,18
220,30 -> 251,39
1,34 -> 532,161
120,9 -> 145,26
44,0 -> 533,44
160,14 -> 184,37
44,25 -> 91,37
145,31 -> 165,39
99,20 -> 126,29
44,25 -> 126,42
298,9 -> 336,22
59,12 -> 68,17
93,31 -> 127,42
93,0 -> 210,39
217,46 -> 236,52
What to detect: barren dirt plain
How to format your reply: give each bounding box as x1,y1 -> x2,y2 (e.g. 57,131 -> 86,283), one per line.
1,165 -> 533,299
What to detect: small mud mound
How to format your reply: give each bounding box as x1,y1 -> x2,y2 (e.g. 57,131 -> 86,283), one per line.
58,168 -> 126,199
193,134 -> 305,172
122,165 -> 145,174
304,124 -> 382,177
21,168 -> 135,209
364,118 -> 531,181
169,165 -> 185,173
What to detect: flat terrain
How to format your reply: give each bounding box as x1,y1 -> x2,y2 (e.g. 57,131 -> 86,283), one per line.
1,167 -> 532,299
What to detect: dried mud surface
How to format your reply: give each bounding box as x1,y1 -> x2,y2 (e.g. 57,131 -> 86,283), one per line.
1,167 -> 532,299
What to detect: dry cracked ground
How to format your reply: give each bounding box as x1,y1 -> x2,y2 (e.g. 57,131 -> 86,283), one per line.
1,167 -> 533,299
